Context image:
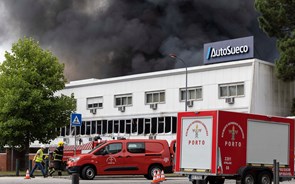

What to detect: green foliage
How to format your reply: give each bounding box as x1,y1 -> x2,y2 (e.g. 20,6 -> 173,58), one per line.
255,0 -> 295,39
0,37 -> 76,150
275,35 -> 295,81
255,0 -> 295,81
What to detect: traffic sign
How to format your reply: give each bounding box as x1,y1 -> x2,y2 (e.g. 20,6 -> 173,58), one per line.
71,113 -> 82,126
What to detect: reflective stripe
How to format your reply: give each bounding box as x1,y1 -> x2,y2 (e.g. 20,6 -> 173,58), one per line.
53,147 -> 64,161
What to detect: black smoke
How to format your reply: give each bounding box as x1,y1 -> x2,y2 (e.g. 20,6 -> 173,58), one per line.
1,0 -> 277,81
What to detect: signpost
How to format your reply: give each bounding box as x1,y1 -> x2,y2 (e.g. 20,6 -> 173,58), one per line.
71,113 -> 82,156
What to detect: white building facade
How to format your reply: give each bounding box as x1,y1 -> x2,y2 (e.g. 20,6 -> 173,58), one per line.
52,58 -> 295,146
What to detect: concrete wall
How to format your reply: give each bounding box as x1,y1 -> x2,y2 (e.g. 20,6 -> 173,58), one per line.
251,60 -> 295,116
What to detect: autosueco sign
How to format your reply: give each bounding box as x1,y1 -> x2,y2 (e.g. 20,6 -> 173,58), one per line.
203,36 -> 254,64
207,45 -> 249,59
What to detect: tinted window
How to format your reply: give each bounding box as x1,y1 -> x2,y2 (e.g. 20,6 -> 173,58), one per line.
127,142 -> 145,153
95,143 -> 122,155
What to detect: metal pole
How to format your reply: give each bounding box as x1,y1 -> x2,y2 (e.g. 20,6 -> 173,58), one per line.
169,54 -> 188,112
11,148 -> 13,171
273,159 -> 279,184
74,126 -> 77,156
15,159 -> 19,176
185,66 -> 188,112
45,159 -> 49,175
29,160 -> 32,172
276,161 -> 279,184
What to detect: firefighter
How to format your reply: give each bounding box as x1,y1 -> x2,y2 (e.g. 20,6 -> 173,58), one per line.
49,141 -> 64,176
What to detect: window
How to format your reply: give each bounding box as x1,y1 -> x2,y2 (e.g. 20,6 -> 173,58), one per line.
115,94 -> 132,107
219,82 -> 244,98
145,91 -> 165,104
95,143 -> 122,155
87,97 -> 103,109
127,142 -> 145,153
107,143 -> 122,154
58,116 -> 177,137
180,87 -> 202,101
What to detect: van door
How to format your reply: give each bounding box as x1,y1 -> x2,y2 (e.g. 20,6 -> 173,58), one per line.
123,142 -> 147,174
93,142 -> 126,175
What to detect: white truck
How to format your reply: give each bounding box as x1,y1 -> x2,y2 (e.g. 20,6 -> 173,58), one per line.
175,110 -> 294,184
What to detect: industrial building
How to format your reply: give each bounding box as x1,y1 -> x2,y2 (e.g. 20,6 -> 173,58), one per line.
47,36 -> 295,146
50,58 -> 295,146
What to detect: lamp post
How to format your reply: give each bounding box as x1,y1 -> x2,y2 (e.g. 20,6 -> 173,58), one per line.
169,54 -> 188,112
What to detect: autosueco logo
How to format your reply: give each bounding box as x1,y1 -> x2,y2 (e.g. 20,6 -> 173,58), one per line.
206,45 -> 249,60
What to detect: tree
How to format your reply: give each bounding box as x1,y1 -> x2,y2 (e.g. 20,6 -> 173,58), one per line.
0,37 -> 76,153
255,0 -> 295,81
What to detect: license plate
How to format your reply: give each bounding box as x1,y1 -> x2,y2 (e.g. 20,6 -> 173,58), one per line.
191,175 -> 202,180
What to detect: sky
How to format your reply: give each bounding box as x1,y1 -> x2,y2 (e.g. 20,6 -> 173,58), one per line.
0,0 -> 277,81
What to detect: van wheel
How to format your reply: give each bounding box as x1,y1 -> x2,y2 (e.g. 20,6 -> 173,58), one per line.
81,166 -> 96,180
257,171 -> 272,184
146,165 -> 162,180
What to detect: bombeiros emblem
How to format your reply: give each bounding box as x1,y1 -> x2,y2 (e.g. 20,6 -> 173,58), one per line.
221,122 -> 245,147
185,120 -> 208,146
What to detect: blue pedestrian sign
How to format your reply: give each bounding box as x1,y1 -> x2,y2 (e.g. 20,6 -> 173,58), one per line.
71,113 -> 82,126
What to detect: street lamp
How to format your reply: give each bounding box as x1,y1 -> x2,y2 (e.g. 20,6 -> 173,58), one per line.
169,54 -> 188,112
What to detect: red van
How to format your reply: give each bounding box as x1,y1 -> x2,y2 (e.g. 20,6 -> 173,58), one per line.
67,139 -> 176,180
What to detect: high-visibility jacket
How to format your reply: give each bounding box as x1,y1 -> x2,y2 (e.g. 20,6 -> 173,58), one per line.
53,146 -> 64,161
34,149 -> 44,163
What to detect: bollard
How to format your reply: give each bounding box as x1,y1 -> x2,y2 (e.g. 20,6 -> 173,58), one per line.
273,159 -> 279,184
72,173 -> 79,184
276,161 -> 279,184
15,159 -> 19,176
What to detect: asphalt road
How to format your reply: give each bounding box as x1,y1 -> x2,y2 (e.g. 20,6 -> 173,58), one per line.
0,176 -> 294,184
0,176 -> 190,184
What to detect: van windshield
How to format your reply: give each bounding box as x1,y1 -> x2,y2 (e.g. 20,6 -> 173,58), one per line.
88,142 -> 107,153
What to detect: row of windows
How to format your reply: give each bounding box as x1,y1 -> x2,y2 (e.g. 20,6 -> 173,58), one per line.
59,116 -> 177,137
86,82 -> 245,109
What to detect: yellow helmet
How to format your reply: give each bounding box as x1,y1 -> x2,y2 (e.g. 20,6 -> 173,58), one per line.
58,141 -> 64,147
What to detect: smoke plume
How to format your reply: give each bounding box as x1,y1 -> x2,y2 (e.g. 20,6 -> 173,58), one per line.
0,0 -> 277,81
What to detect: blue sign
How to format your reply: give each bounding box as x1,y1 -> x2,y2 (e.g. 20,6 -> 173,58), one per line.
71,113 -> 82,126
203,36 -> 254,64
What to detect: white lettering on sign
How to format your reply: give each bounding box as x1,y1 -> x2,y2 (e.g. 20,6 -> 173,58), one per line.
225,141 -> 242,147
224,157 -> 232,165
208,45 -> 249,59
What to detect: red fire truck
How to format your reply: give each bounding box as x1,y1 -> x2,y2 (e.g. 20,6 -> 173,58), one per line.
175,110 -> 294,184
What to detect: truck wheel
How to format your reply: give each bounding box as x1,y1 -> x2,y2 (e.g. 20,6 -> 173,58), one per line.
242,172 -> 255,184
146,165 -> 162,180
81,166 -> 96,180
257,171 -> 272,184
